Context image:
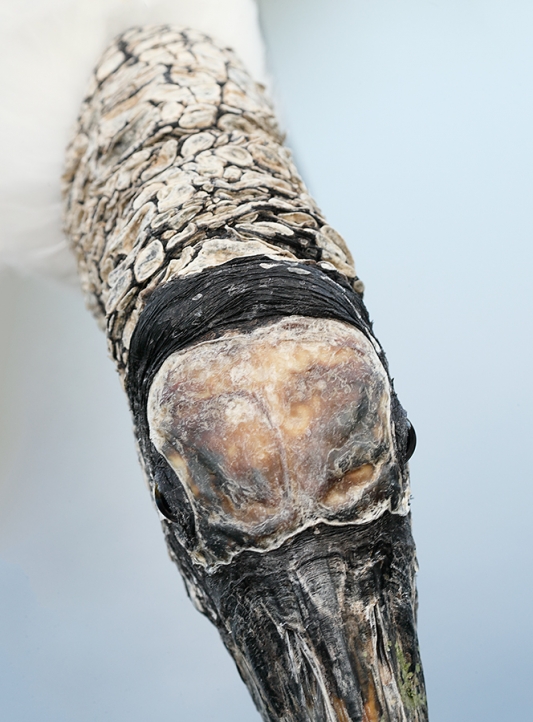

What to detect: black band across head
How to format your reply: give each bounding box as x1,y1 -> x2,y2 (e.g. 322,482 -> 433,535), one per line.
126,255 -> 381,424
125,254 -> 411,553
124,255 -> 416,520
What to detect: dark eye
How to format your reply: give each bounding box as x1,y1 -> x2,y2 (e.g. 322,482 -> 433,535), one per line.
154,483 -> 180,523
405,420 -> 417,461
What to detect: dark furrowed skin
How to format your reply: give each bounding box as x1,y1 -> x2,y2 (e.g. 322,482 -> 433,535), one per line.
168,513 -> 425,722
63,25 -> 428,722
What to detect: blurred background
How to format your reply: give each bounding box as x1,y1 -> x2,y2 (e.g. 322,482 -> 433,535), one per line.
1,1 -> 532,720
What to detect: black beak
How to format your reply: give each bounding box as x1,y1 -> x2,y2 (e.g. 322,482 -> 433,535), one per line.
167,511 -> 427,722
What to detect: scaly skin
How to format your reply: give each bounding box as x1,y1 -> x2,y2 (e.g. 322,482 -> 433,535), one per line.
63,25 -> 359,374
63,26 -> 427,722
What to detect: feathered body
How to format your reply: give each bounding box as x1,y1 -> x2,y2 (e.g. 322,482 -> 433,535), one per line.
0,0 -> 265,281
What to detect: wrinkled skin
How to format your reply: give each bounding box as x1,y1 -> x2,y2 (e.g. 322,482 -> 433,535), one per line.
146,317 -> 427,721
148,317 -> 408,567
62,24 -> 427,722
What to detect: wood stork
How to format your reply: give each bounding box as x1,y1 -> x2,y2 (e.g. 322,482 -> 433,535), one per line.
1,2 -> 427,720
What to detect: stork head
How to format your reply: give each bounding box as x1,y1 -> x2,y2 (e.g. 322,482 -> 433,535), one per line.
127,257 -> 426,722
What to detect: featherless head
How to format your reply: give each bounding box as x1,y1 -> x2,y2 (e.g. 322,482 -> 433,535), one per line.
62,24 -> 427,722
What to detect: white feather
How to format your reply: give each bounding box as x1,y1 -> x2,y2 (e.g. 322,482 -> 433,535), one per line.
0,0 -> 266,283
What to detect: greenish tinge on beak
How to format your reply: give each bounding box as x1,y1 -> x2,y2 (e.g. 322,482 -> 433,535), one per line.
168,512 -> 427,722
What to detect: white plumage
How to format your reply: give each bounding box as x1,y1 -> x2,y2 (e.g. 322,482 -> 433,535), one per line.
0,0 -> 266,283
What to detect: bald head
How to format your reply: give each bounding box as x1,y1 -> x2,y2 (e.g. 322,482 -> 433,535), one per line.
147,316 -> 405,565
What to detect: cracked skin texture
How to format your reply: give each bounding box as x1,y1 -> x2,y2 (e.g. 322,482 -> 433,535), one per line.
62,25 -> 428,721
147,317 -> 403,563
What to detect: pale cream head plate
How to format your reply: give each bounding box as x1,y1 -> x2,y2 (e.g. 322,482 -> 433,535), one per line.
148,316 -> 408,567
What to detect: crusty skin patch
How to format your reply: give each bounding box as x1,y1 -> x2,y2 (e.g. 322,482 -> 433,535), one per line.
148,316 -> 407,565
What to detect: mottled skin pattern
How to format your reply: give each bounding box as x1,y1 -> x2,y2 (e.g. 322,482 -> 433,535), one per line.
63,25 -> 359,375
63,26 -> 427,722
147,317 -> 405,568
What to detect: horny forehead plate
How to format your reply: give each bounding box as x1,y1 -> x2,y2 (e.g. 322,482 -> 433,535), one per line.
148,317 -> 408,568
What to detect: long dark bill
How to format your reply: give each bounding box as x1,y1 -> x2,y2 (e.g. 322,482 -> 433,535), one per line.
169,512 -> 427,722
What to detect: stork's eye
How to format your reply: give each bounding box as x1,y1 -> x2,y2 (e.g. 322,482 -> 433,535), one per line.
405,421 -> 417,461
154,483 -> 180,523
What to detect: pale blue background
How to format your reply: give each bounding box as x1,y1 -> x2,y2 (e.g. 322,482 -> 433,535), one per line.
1,1 -> 532,720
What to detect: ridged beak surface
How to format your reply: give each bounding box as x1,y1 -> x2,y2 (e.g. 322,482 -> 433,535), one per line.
169,513 -> 427,722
